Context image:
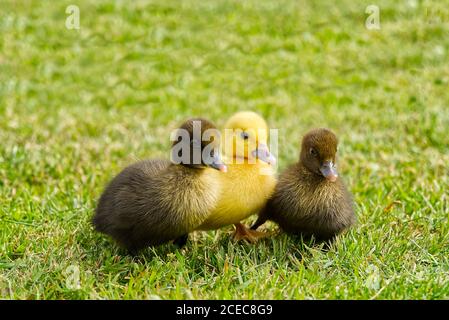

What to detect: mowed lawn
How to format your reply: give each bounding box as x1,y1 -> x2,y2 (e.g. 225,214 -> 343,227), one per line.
1,0 -> 448,299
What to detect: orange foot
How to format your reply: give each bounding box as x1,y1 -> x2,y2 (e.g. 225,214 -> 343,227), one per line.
233,222 -> 272,243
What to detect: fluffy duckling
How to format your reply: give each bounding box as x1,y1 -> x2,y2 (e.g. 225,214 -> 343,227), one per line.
252,128 -> 355,241
93,118 -> 227,252
196,111 -> 277,242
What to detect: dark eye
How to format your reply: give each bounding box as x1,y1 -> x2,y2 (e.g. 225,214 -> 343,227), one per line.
309,148 -> 317,156
241,132 -> 249,140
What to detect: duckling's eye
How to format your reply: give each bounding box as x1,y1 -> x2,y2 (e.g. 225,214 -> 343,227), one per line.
240,132 -> 249,140
309,148 -> 317,156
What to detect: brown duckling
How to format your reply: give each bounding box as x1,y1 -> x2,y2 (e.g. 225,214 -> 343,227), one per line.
252,128 -> 355,241
92,118 -> 226,252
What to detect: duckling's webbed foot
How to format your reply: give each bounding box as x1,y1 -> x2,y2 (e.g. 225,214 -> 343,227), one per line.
173,234 -> 189,248
233,223 -> 271,243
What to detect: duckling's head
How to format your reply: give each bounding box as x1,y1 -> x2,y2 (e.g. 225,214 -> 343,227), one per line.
171,118 -> 227,172
223,111 -> 276,165
300,128 -> 339,182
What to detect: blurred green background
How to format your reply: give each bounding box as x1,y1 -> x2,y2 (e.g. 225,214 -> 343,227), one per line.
0,0 -> 448,299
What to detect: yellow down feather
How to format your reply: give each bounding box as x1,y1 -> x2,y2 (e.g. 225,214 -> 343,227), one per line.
197,111 -> 277,230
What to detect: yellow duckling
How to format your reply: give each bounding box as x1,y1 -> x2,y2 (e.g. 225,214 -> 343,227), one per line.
196,111 -> 277,242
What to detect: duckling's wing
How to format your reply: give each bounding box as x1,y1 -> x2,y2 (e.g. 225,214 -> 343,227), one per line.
94,159 -> 171,230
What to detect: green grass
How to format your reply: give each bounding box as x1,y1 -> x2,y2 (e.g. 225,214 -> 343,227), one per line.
1,0 -> 449,299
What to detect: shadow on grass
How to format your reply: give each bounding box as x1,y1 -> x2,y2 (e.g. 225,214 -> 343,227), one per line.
77,221 -> 338,273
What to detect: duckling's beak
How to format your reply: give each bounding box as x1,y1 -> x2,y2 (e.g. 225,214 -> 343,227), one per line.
251,144 -> 276,166
320,161 -> 338,182
208,155 -> 227,172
